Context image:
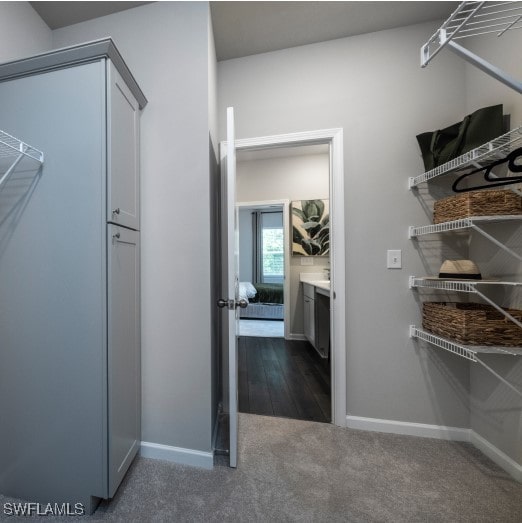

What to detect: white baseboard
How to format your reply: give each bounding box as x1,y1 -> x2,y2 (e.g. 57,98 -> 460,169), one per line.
140,441 -> 213,470
346,415 -> 470,441
286,333 -> 307,341
346,415 -> 522,482
470,431 -> 522,482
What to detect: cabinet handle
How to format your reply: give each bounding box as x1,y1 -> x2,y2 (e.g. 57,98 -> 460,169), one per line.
112,208 -> 121,215
113,232 -> 121,241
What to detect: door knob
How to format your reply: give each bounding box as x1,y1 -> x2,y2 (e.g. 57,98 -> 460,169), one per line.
217,298 -> 248,309
217,298 -> 230,309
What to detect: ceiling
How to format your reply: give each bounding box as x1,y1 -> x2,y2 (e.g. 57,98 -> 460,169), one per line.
30,2 -> 153,29
211,2 -> 458,60
30,1 -> 458,61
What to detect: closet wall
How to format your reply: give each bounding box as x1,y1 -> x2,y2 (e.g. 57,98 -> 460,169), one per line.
463,32 -> 522,466
219,21 -> 471,430
237,153 -> 329,337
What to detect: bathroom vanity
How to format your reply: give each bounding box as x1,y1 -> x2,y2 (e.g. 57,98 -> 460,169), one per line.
300,274 -> 330,358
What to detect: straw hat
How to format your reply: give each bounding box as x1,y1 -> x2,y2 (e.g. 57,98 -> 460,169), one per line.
438,259 -> 482,280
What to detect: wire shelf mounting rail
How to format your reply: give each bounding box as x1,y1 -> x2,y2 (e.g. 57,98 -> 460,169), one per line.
408,215 -> 522,262
421,2 -> 522,93
409,126 -> 522,188
410,325 -> 522,396
0,129 -> 44,190
409,277 -> 522,329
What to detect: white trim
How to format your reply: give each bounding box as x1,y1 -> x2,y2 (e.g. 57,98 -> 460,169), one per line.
329,129 -> 346,427
471,431 -> 522,482
227,128 -> 346,428
233,128 -> 344,150
346,415 -> 470,441
140,442 -> 213,470
237,199 -> 290,339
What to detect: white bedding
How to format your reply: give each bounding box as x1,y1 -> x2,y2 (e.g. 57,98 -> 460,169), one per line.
239,281 -> 257,301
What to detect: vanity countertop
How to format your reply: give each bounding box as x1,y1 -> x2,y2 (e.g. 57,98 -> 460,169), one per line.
300,273 -> 330,294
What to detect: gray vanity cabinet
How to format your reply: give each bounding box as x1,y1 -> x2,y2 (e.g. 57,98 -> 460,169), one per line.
0,40 -> 146,512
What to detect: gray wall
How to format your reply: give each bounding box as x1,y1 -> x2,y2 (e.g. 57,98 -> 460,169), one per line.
237,153 -> 329,336
53,2 -> 217,453
0,2 -> 51,61
219,21 -> 472,428
463,32 -> 522,464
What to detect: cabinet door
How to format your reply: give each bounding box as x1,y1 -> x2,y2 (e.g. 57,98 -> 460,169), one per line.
107,61 -> 140,230
107,225 -> 140,498
304,296 -> 316,347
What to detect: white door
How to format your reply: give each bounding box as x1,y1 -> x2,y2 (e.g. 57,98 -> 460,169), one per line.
219,107 -> 241,467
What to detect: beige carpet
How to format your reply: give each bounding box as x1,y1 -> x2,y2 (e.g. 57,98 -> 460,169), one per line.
1,413 -> 521,521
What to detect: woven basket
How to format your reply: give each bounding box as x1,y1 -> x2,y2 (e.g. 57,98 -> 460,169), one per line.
422,302 -> 522,346
433,190 -> 522,224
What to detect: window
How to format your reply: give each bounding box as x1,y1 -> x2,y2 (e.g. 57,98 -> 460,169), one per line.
262,227 -> 284,283
252,210 -> 284,284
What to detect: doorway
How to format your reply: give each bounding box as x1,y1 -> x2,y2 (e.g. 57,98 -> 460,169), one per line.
219,122 -> 345,466
235,145 -> 332,423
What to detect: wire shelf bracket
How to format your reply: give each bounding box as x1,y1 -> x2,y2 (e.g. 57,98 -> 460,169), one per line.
421,2 -> 522,94
409,277 -> 522,329
409,325 -> 522,397
0,129 -> 44,190
408,215 -> 522,262
409,127 -> 522,188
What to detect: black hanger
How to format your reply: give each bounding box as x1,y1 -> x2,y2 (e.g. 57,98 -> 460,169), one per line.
452,147 -> 522,193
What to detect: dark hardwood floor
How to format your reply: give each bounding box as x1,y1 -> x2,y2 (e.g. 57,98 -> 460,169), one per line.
238,336 -> 331,423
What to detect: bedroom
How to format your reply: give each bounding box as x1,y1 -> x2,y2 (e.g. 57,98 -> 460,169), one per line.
236,143 -> 332,422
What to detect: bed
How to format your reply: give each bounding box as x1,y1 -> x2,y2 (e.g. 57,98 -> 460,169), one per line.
239,282 -> 284,320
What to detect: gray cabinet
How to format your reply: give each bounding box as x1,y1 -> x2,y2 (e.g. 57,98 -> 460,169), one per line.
0,40 -> 146,513
107,224 -> 141,498
302,282 -> 330,358
107,63 -> 140,230
303,283 -> 316,347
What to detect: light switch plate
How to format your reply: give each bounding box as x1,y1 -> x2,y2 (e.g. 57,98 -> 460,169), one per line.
387,249 -> 402,269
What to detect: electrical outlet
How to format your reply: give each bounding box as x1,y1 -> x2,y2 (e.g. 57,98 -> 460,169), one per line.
301,257 -> 314,266
387,249 -> 402,269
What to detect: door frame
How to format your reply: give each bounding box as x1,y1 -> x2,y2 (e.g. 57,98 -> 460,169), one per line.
236,199 -> 290,338
226,128 -> 346,426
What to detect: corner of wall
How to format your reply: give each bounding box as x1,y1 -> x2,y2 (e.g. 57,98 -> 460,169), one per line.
0,2 -> 52,62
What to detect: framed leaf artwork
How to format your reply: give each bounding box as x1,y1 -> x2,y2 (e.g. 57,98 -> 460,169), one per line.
291,199 -> 329,256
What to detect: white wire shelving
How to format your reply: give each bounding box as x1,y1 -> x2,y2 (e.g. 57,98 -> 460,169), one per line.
408,215 -> 522,262
410,326 -> 522,396
0,129 -> 44,190
409,126 -> 522,188
421,2 -> 522,93
409,277 -> 522,329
